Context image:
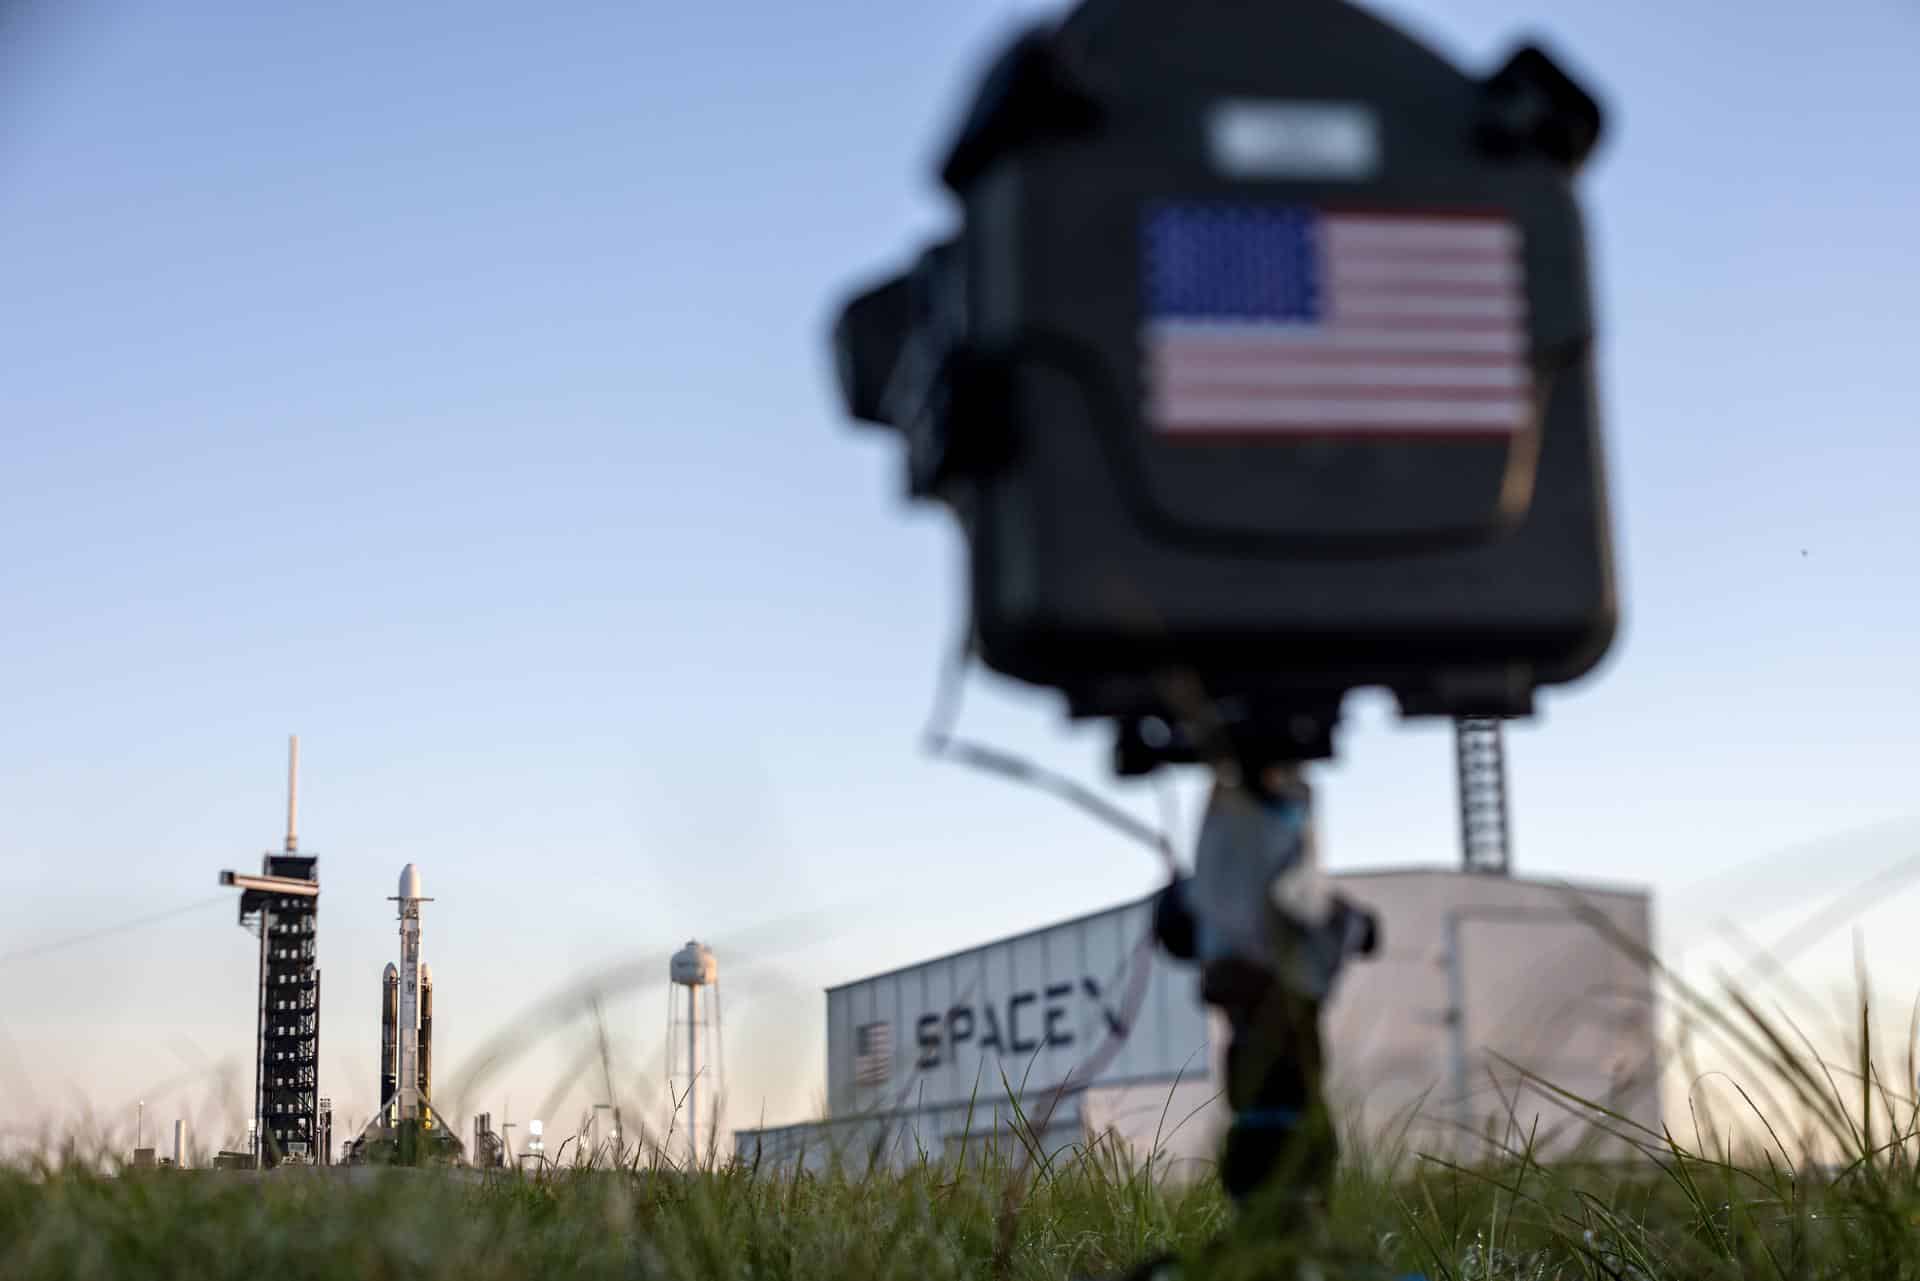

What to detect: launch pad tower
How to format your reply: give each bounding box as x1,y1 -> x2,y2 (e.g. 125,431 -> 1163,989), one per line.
218,736 -> 323,1167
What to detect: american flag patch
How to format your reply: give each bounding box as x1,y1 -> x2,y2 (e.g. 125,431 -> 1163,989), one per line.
853,1022 -> 891,1087
1142,204 -> 1533,438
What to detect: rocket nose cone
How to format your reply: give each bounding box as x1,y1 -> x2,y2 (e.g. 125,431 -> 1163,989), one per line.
398,863 -> 423,900
383,962 -> 398,980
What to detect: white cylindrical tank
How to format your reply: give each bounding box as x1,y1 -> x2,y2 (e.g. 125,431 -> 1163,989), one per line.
398,862 -> 424,901
670,940 -> 717,987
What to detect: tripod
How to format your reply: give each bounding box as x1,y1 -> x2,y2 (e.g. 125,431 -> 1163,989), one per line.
1132,760 -> 1383,1277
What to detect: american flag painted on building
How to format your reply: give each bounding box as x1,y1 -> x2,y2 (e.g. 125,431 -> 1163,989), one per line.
853,1021 -> 892,1087
1141,204 -> 1533,438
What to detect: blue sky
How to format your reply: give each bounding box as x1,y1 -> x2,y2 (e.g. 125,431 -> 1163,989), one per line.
2,0 -> 1917,1151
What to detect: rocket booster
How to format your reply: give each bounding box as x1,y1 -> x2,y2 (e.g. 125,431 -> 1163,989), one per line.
380,963 -> 398,1126
391,863 -> 430,1124
418,963 -> 434,1130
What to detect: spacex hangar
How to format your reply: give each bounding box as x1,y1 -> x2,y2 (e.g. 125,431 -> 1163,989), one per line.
735,867 -> 1658,1174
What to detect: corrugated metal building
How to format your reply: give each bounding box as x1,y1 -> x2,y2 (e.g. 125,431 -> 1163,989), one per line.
736,870 -> 1658,1174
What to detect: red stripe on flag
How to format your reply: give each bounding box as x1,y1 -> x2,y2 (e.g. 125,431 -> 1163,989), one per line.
1155,382 -> 1530,403
1148,424 -> 1524,442
1146,348 -> 1525,369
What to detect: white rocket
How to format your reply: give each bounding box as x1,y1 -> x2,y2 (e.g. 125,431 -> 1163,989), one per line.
389,863 -> 433,1123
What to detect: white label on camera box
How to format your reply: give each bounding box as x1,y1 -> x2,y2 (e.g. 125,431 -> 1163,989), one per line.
1207,101 -> 1381,180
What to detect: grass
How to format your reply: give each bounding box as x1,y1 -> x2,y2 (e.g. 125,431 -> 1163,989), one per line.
0,1147 -> 1228,1281
13,945 -> 1920,1278
9,1095 -> 1920,1280
0,1143 -> 1910,1281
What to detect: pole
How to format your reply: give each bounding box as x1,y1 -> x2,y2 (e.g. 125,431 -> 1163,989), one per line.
137,1100 -> 144,1152
285,735 -> 300,853
687,984 -> 699,1165
1446,911 -> 1470,1145
712,981 -> 725,1115
254,899 -> 268,1166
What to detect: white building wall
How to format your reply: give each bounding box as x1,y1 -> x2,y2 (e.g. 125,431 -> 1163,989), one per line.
1323,870 -> 1658,1161
738,1093 -> 1092,1176
826,895 -> 1213,1118
1081,1076 -> 1223,1181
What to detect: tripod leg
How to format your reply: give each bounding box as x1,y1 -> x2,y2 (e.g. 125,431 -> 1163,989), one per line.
1219,985 -> 1336,1228
1112,767 -> 1380,1279
1096,989 -> 1339,1281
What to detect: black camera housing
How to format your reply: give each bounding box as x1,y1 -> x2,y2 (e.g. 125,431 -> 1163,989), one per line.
836,0 -> 1616,759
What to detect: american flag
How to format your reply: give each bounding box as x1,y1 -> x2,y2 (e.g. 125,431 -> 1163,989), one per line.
1141,203 -> 1533,438
853,1021 -> 892,1087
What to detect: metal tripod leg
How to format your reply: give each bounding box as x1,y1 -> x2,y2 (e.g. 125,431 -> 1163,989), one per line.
1213,966 -> 1336,1229
1161,765 -> 1373,1229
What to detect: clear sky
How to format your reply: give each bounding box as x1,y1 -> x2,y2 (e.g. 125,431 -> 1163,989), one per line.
2,0 -> 1917,1156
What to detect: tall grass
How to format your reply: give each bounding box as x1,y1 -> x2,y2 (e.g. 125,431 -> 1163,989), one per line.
0,1143 -> 1231,1281
13,961 -> 1920,1278
8,1060 -> 1920,1280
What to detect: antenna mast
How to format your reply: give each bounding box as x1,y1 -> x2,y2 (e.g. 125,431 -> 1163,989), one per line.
285,735 -> 300,853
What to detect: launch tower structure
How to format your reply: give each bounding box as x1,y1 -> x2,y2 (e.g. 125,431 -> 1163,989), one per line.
217,736 -> 323,1166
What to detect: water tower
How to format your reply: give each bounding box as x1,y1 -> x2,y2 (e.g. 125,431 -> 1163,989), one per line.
667,940 -> 724,1164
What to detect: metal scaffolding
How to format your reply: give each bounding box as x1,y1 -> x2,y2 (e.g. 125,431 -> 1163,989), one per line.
219,737 -> 323,1167
241,854 -> 322,1165
1454,717 -> 1513,875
